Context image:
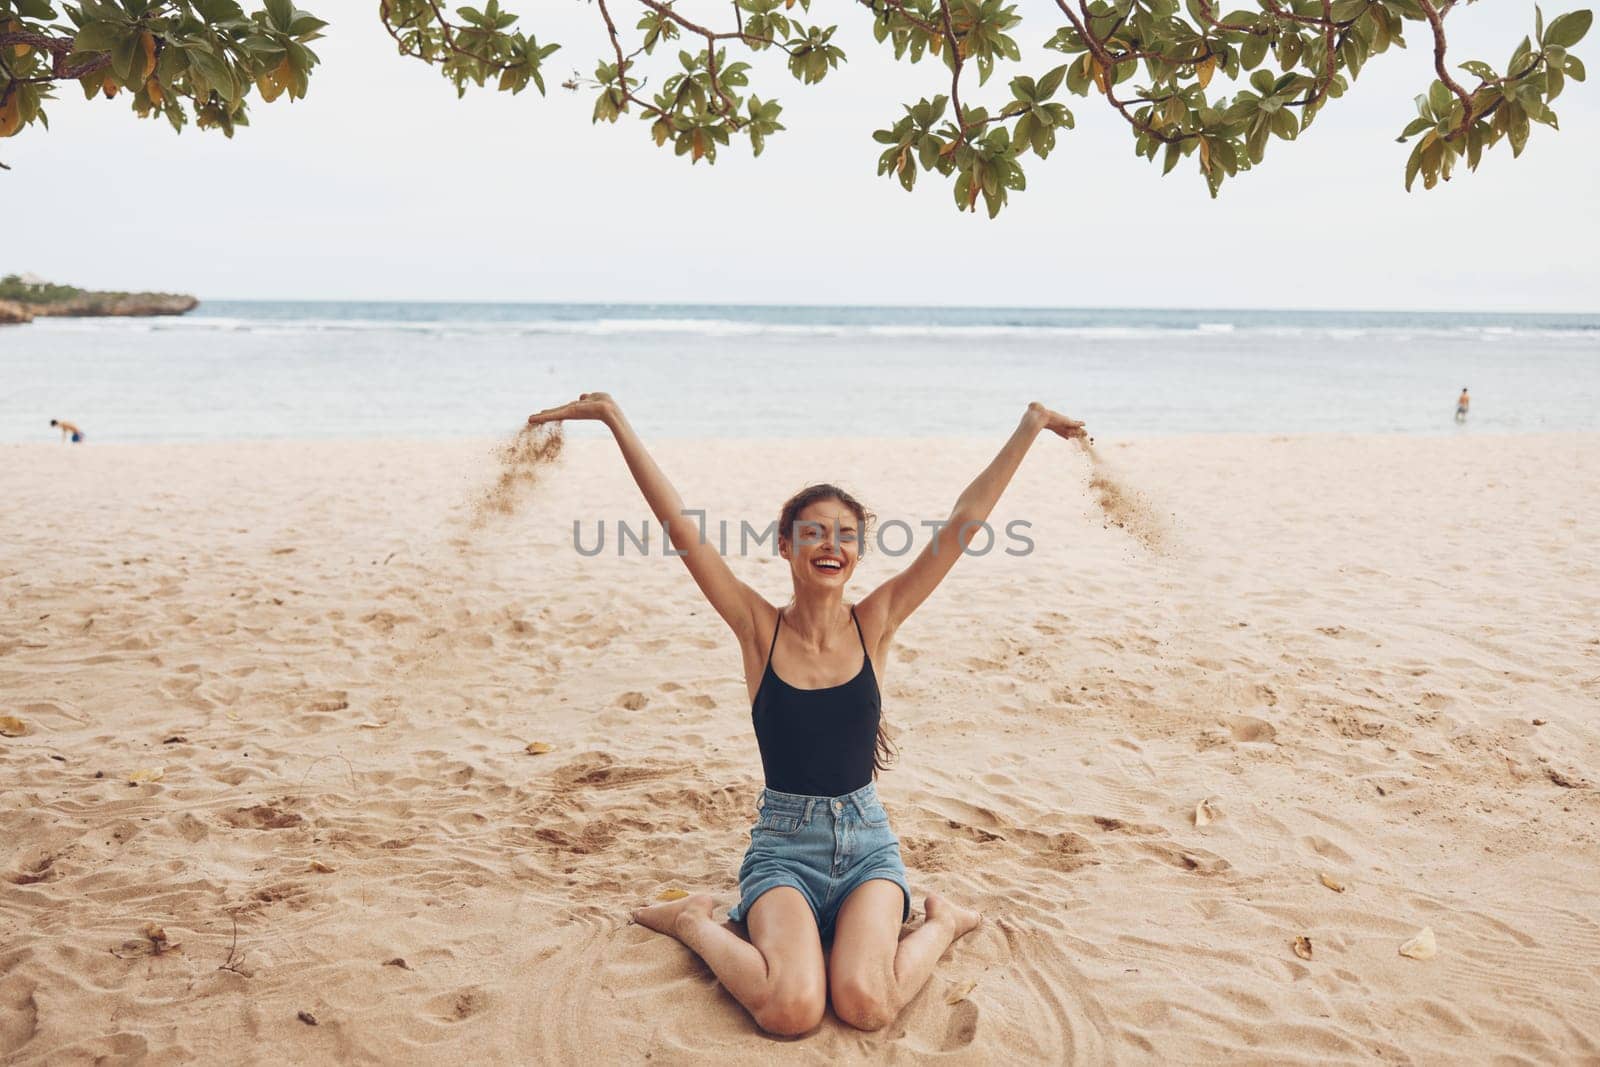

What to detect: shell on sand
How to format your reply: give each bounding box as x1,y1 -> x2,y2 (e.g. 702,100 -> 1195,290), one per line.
1399,927 -> 1437,960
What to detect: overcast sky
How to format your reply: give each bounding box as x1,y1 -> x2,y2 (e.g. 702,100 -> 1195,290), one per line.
3,1 -> 1596,310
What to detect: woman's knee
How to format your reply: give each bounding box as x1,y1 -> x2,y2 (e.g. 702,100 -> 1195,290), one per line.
831,972 -> 896,1032
753,984 -> 825,1036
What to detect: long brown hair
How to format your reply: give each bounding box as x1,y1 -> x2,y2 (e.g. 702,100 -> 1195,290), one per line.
777,483 -> 898,777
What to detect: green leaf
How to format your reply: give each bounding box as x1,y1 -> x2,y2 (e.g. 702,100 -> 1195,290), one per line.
1397,116 -> 1431,141
1010,112 -> 1032,153
1545,10 -> 1592,48
108,30 -> 141,82
189,47 -> 234,98
72,22 -> 123,53
1037,63 -> 1067,99
1241,33 -> 1268,70
264,0 -> 293,30
1427,79 -> 1451,116
1404,138 -> 1424,191
1507,101 -> 1530,155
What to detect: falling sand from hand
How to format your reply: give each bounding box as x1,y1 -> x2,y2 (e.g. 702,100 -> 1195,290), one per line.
1077,440 -> 1168,552
471,423 -> 565,528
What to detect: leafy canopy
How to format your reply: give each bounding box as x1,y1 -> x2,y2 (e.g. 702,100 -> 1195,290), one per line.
0,0 -> 1591,215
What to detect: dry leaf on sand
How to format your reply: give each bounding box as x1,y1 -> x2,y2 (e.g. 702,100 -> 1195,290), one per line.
127,767 -> 165,784
0,715 -> 28,737
308,860 -> 336,874
946,979 -> 977,1004
297,1010 -> 319,1026
1292,936 -> 1313,960
655,888 -> 690,902
1319,871 -> 1347,893
1194,798 -> 1220,827
525,742 -> 553,755
358,721 -> 387,729
1399,926 -> 1437,960
112,923 -> 179,958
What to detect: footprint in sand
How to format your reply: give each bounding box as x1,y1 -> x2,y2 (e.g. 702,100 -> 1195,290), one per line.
425,986 -> 492,1023
941,999 -> 980,1050
223,805 -> 304,830
1299,834 -> 1353,865
1228,715 -> 1277,744
0,982 -> 39,1056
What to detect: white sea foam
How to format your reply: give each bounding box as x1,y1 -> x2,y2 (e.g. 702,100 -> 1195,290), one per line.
25,313 -> 1595,344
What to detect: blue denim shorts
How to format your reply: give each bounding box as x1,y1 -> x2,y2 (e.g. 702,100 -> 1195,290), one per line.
726,781 -> 912,938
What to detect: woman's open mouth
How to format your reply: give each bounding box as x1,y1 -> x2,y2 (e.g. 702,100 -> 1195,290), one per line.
811,557 -> 844,574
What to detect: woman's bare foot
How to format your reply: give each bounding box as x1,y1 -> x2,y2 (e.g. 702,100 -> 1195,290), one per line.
632,892 -> 715,939
924,893 -> 982,939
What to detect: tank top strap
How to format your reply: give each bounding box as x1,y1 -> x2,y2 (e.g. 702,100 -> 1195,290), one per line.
766,608 -> 783,661
849,605 -> 868,657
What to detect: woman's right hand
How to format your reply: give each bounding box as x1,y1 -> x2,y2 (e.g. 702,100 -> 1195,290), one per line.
528,392 -> 619,426
1025,401 -> 1088,441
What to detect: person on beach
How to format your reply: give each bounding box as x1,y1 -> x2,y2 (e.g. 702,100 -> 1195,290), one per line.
1455,387 -> 1470,423
526,392 -> 1087,1036
50,418 -> 84,444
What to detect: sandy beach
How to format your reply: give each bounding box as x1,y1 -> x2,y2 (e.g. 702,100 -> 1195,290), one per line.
3,431 -> 1598,1064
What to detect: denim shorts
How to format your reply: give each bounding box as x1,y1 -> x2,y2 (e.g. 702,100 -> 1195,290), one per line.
726,781 -> 912,938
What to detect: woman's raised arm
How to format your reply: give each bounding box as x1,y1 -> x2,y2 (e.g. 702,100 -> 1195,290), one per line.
858,402 -> 1085,640
528,393 -> 768,640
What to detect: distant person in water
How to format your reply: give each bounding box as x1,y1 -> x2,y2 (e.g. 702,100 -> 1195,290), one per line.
50,419 -> 84,444
1455,388 -> 1470,424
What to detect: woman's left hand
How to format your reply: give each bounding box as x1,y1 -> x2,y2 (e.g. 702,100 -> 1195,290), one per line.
1026,401 -> 1088,441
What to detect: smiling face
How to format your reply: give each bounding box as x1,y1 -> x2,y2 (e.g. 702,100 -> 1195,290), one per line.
781,498 -> 862,591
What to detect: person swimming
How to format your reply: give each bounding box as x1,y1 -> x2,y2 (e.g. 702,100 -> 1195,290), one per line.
50,419 -> 85,443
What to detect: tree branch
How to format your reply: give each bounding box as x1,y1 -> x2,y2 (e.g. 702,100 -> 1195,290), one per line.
935,0 -> 969,141
1417,0 -> 1474,136
0,30 -> 113,80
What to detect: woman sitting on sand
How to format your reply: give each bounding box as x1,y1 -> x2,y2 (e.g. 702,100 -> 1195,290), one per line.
526,392 -> 1087,1036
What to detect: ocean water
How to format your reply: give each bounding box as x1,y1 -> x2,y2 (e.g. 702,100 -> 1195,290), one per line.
2,301 -> 1596,443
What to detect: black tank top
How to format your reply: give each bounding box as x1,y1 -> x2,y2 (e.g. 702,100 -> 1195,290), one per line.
751,605 -> 881,798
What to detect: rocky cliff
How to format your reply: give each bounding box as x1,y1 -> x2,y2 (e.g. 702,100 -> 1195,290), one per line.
0,277 -> 199,324
21,292 -> 199,318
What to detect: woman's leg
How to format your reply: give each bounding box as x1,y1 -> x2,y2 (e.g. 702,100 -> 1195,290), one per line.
632,887 -> 826,1036
827,882 -> 983,1032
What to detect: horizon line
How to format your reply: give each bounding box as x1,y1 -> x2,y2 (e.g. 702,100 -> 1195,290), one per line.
181,298 -> 1600,317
